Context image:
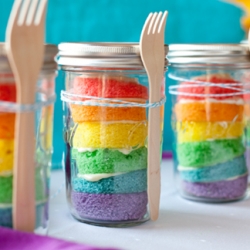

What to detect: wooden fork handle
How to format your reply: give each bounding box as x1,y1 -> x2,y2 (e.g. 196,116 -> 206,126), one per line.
13,111 -> 36,231
148,106 -> 162,221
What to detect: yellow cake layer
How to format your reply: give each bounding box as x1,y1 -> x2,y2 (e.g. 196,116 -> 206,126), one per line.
0,139 -> 14,174
177,121 -> 244,143
72,122 -> 148,148
39,105 -> 54,150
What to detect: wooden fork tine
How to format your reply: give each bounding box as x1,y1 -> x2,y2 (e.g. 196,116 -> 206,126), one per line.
18,0 -> 31,25
26,0 -> 39,25
6,0 -> 22,33
140,13 -> 153,39
153,12 -> 162,34
148,12 -> 158,34
158,11 -> 168,34
35,0 -> 47,25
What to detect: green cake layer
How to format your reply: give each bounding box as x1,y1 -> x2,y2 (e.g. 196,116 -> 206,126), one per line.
0,175 -> 12,203
245,125 -> 250,146
72,147 -> 147,174
177,137 -> 245,168
0,167 -> 47,204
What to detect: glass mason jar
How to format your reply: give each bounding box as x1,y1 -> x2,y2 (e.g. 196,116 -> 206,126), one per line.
0,43 -> 57,233
168,44 -> 250,202
240,41 -> 250,180
58,42 -> 168,227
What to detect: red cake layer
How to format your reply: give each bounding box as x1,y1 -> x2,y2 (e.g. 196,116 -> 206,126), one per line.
73,75 -> 148,99
177,73 -> 241,101
0,84 -> 16,102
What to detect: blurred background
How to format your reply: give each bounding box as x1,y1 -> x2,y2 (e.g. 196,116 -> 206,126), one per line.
0,0 -> 248,168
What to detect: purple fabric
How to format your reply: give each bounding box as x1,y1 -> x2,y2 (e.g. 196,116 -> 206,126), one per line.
162,151 -> 172,159
0,227 -> 118,250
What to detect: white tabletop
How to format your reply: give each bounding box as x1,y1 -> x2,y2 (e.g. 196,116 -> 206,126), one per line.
48,160 -> 250,250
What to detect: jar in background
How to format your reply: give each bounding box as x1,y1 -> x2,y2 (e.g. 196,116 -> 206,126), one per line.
0,43 -> 57,233
240,41 -> 250,180
58,42 -> 168,226
168,44 -> 250,202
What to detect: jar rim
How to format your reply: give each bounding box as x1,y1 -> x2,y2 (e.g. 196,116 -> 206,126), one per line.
168,43 -> 250,68
0,43 -> 58,72
57,42 -> 169,69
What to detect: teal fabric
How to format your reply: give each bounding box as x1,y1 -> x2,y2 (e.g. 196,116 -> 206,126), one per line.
0,0 -> 245,168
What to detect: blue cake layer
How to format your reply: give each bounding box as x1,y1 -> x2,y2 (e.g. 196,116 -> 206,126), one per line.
179,155 -> 248,182
0,202 -> 48,228
72,169 -> 147,194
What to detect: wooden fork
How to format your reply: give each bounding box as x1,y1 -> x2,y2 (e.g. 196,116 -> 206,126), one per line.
5,0 -> 47,232
139,11 -> 168,221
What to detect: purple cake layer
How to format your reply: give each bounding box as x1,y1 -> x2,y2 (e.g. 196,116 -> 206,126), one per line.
71,191 -> 147,221
182,175 -> 248,200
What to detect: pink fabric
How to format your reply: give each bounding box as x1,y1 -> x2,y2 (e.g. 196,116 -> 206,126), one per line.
0,227 -> 118,250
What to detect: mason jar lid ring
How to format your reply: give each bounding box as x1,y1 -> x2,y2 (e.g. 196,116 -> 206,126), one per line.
168,43 -> 250,67
58,42 -> 169,69
0,43 -> 58,73
169,43 -> 249,54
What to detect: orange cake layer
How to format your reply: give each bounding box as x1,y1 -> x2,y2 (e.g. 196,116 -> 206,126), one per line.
0,113 -> 15,139
174,102 -> 243,122
244,104 -> 250,119
71,104 -> 147,122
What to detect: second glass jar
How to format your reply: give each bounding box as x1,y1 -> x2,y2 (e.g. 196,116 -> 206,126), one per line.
168,44 -> 250,203
58,42 -> 168,226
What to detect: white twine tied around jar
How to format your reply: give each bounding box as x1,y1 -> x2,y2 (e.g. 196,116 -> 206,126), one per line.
0,95 -> 56,112
60,90 -> 166,108
168,73 -> 250,97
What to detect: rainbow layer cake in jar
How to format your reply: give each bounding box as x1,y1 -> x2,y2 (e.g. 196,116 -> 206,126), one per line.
0,82 -> 47,227
174,73 -> 248,201
69,75 -> 149,222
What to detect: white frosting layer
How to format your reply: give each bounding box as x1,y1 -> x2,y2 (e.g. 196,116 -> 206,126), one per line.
77,148 -> 96,153
94,120 -> 147,125
77,98 -> 147,104
179,98 -> 244,105
0,171 -> 13,177
78,172 -> 125,181
178,165 -> 248,180
225,173 -> 248,181
178,165 -> 201,171
205,136 -> 238,142
77,147 -> 135,155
